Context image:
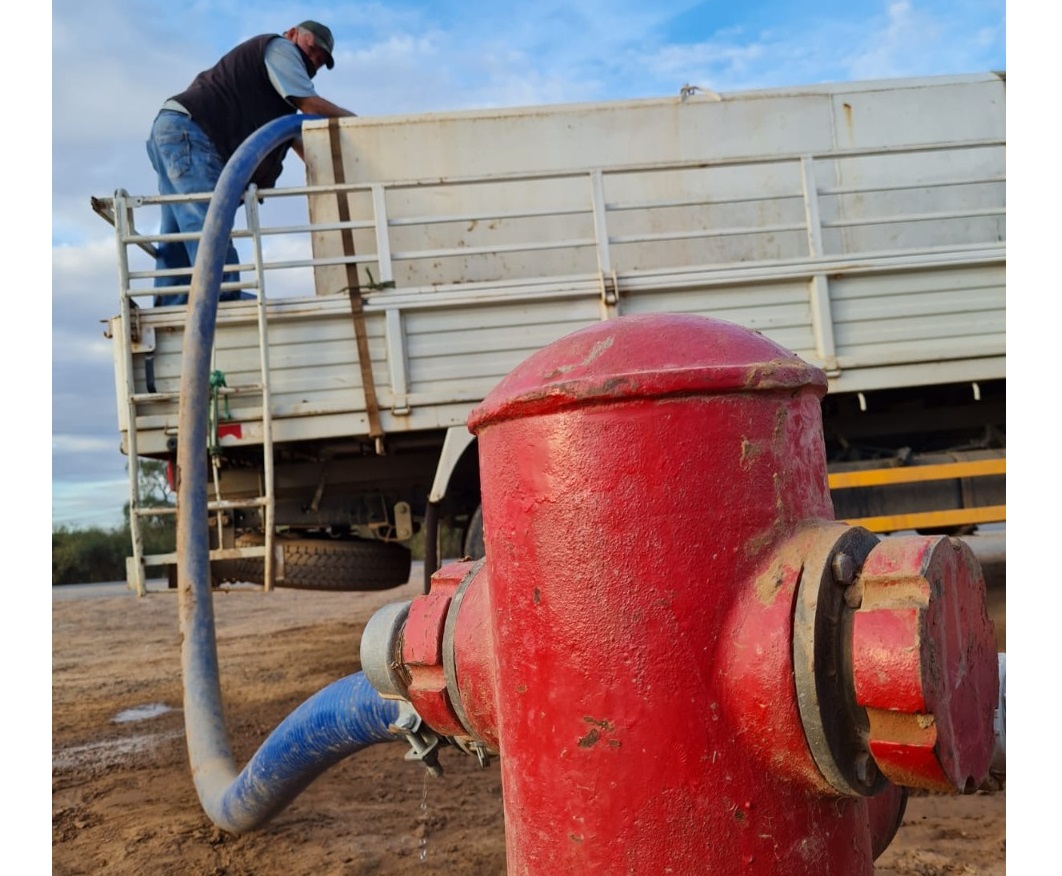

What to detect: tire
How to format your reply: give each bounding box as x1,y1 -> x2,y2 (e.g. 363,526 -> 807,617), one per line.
463,505 -> 485,560
215,534 -> 412,591
167,563 -> 224,589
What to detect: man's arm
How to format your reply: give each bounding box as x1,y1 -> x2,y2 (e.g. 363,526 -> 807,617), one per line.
287,96 -> 356,160
290,95 -> 357,118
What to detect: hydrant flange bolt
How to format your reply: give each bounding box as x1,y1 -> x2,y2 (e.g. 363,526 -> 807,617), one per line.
832,552 -> 857,587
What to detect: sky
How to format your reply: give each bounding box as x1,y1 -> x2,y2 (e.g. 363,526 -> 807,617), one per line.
50,0 -> 1010,531
39,2 -> 1059,864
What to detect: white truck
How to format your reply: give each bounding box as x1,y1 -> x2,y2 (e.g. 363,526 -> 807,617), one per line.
97,71 -> 1006,595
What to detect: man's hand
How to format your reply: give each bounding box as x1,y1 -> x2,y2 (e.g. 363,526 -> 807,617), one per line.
287,96 -> 356,162
290,95 -> 357,118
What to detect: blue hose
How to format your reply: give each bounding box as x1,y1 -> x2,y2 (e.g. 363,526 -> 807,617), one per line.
174,114 -> 400,833
212,673 -> 400,833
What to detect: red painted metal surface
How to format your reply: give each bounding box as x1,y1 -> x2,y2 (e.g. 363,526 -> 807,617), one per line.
467,314 -> 870,874
403,565 -> 465,737
446,563 -> 501,752
852,536 -> 997,792
390,314 -> 998,874
216,422 -> 243,440
403,560 -> 502,749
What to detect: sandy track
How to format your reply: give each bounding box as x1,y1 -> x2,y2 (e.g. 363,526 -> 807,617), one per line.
53,568 -> 1005,874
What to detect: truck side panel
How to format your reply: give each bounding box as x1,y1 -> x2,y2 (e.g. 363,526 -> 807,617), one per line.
111,73 -> 1005,461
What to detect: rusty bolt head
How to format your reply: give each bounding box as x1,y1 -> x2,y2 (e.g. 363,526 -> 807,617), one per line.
389,711 -> 418,733
850,536 -> 998,793
831,552 -> 857,587
854,752 -> 873,786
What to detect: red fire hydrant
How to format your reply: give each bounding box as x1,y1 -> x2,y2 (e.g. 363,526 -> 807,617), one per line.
363,314 -> 998,874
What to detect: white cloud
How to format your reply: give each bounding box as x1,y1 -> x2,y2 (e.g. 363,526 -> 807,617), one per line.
52,477 -> 130,530
52,434 -> 119,454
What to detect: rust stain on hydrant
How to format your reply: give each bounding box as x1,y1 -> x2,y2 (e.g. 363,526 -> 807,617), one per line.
577,729 -> 600,748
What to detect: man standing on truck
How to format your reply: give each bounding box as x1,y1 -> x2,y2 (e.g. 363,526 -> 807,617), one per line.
147,21 -> 357,306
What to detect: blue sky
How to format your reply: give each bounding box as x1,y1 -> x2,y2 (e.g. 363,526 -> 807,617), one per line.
50,0 -> 1009,530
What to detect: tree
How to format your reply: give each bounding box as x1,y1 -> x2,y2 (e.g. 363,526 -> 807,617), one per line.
123,458 -> 174,523
52,526 -> 126,585
53,460 -> 177,585
123,458 -> 177,556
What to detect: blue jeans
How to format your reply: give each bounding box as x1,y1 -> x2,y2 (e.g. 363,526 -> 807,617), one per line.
146,110 -> 250,307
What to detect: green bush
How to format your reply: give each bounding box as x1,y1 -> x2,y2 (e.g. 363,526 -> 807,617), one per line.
52,518 -> 177,586
53,459 -> 176,586
52,526 -> 128,585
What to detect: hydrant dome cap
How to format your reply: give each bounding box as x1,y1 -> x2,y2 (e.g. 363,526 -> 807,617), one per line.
468,314 -> 827,432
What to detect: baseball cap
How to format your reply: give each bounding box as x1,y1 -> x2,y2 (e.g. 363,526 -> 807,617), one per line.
298,20 -> 335,69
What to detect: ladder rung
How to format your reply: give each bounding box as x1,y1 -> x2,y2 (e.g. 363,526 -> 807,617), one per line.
132,496 -> 269,517
142,545 -> 269,566
130,383 -> 264,405
131,391 -> 179,404
211,545 -> 269,561
209,497 -> 269,511
133,505 -> 177,516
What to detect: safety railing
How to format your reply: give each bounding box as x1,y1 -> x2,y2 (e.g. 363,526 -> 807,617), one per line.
96,132 -> 1006,589
829,457 -> 1006,533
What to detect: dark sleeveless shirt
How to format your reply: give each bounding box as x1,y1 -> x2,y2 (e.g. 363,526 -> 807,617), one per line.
171,34 -> 315,188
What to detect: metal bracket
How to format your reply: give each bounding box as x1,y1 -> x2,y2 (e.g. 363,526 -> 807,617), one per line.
394,501 -> 413,541
451,735 -> 493,768
389,702 -> 444,777
126,305 -> 157,353
600,270 -> 619,306
307,465 -> 328,513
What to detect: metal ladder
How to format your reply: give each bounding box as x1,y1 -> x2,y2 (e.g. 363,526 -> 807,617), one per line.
98,188 -> 277,595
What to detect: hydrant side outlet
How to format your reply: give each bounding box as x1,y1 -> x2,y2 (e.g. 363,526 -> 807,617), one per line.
852,536 -> 998,792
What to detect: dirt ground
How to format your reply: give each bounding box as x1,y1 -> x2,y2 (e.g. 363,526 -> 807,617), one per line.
53,566 -> 1007,875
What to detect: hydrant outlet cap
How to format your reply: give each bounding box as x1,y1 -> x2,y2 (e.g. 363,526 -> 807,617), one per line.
468,314 -> 826,433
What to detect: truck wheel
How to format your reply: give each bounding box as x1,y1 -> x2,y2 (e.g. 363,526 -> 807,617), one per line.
167,564 -> 225,589
463,505 -> 486,560
215,534 -> 412,591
